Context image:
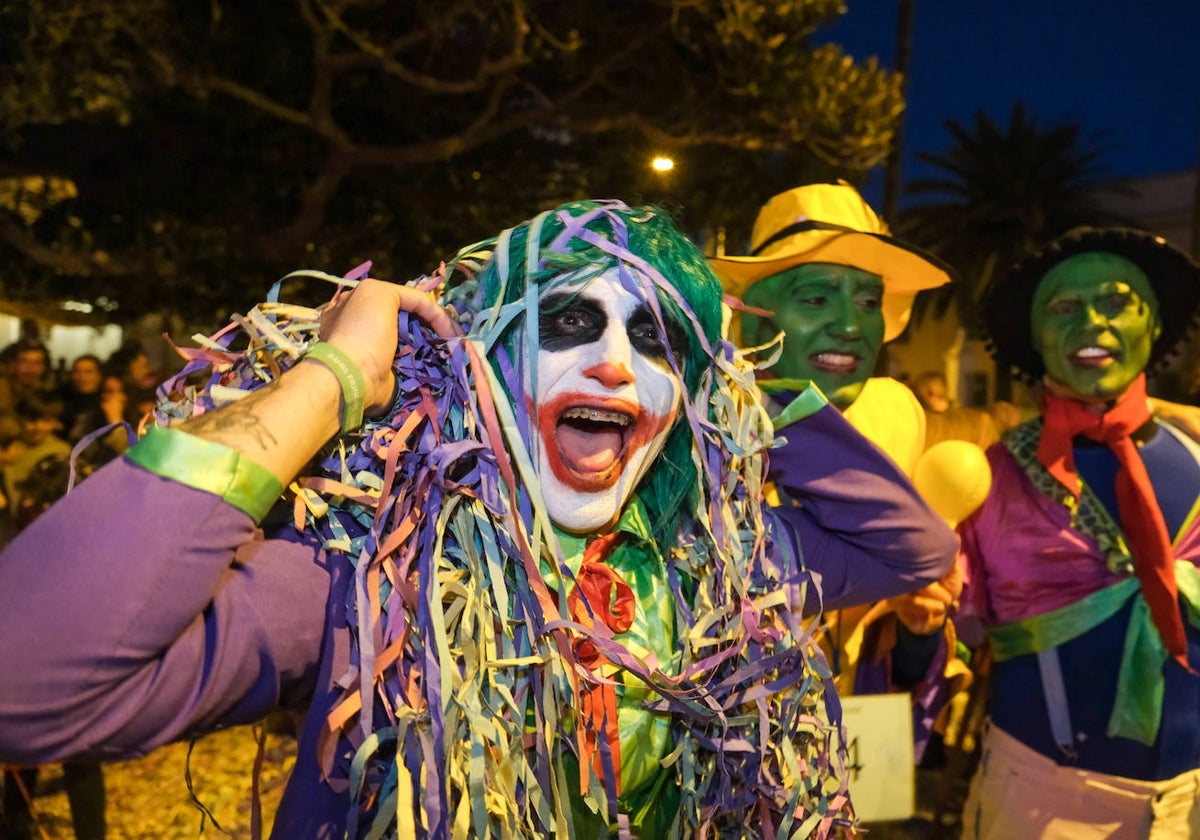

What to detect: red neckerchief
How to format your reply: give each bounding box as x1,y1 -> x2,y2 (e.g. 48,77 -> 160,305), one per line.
1037,373 -> 1188,668
567,531 -> 635,794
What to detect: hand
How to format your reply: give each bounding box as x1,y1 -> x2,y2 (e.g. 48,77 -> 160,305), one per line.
179,278 -> 461,484
318,279 -> 456,417
100,390 -> 127,425
886,562 -> 963,636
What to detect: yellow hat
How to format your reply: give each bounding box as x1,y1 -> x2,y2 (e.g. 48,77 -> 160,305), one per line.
709,181 -> 954,342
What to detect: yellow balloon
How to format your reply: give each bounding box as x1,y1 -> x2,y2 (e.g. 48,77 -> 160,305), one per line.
911,440 -> 993,527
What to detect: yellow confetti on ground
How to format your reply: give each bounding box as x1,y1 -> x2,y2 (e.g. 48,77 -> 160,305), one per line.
6,722 -> 296,840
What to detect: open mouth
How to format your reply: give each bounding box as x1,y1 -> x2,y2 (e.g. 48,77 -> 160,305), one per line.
555,405 -> 633,476
1071,346 -> 1115,367
809,351 -> 861,374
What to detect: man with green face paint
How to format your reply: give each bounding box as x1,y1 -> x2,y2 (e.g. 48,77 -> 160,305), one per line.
1031,251 -> 1162,401
739,262 -> 887,411
710,183 -> 980,779
713,181 -> 957,479
957,228 -> 1200,838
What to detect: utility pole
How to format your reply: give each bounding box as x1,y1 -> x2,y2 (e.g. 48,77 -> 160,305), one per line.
882,0 -> 916,225
1192,127 -> 1200,258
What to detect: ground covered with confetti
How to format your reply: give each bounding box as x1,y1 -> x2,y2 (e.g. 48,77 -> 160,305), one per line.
5,724 -> 294,840
7,726 -> 964,838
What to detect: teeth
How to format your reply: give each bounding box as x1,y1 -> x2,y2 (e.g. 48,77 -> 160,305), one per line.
561,407 -> 631,426
815,352 -> 857,365
1074,347 -> 1111,358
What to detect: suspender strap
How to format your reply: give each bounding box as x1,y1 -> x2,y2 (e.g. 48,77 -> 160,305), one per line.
1036,648 -> 1078,760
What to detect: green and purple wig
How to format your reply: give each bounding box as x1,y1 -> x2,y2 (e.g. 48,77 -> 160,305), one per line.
448,200 -> 725,547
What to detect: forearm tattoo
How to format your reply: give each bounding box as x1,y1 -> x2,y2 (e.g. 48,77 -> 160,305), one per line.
181,383 -> 281,451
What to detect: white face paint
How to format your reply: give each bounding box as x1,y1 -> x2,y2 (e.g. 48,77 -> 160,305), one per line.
527,269 -> 684,533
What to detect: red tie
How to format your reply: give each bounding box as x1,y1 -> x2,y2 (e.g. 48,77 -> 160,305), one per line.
567,532 -> 635,793
1037,374 -> 1188,669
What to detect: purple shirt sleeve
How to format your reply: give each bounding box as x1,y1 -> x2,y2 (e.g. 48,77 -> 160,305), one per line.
0,456 -> 330,765
767,401 -> 958,614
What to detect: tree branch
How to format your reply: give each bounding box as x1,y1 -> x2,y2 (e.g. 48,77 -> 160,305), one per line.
313,0 -> 532,95
0,213 -> 135,277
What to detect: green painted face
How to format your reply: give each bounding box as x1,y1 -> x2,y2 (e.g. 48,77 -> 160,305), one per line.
1030,251 -> 1161,400
741,263 -> 884,410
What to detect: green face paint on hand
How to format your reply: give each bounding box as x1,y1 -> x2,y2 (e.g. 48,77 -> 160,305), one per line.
1030,251 -> 1162,401
741,263 -> 885,410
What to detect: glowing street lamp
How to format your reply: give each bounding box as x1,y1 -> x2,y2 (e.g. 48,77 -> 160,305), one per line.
650,156 -> 675,173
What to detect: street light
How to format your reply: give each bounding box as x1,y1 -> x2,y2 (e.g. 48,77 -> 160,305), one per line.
650,156 -> 675,173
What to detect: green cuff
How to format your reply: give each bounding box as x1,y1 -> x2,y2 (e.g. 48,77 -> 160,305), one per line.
126,425 -> 284,522
761,379 -> 828,429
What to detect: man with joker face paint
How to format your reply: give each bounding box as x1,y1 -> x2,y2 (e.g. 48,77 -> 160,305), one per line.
531,270 -> 684,533
956,228 -> 1200,838
0,200 -> 956,838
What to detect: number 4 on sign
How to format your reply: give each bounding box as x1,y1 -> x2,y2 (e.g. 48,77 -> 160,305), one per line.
837,693 -> 915,823
845,736 -> 864,780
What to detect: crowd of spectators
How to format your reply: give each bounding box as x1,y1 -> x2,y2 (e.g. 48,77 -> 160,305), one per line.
0,328 -> 157,840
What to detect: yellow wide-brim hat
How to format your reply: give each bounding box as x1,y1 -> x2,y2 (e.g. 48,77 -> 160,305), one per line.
710,181 -> 955,342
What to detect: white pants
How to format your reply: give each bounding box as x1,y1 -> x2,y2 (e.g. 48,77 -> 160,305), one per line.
960,722 -> 1200,840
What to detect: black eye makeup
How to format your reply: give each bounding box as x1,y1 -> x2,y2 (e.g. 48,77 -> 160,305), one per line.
628,306 -> 686,362
538,290 -> 686,362
539,292 -> 607,351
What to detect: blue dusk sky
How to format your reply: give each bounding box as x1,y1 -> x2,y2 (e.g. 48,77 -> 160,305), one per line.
818,0 -> 1200,205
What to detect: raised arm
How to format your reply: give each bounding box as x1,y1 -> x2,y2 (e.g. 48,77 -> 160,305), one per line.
0,279 -> 425,765
180,278 -> 418,482
767,390 -> 958,615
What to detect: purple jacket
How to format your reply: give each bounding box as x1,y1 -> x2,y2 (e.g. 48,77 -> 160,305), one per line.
0,401 -> 954,837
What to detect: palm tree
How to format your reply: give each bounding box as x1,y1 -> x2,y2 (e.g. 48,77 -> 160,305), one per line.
898,103 -> 1131,397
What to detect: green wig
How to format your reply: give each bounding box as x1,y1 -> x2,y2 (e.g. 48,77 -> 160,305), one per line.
445,199 -> 725,545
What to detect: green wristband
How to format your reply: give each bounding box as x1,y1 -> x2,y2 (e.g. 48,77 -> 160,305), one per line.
304,341 -> 366,433
126,426 -> 284,522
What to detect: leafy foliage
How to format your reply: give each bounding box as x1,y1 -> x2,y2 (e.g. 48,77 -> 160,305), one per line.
0,0 -> 903,323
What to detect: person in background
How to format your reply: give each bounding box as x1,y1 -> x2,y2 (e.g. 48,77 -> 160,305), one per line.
8,341 -> 52,395
0,340 -> 54,423
908,370 -> 1027,452
105,340 -> 156,391
710,181 -> 977,772
957,227 -> 1200,838
910,371 -> 951,414
2,393 -> 69,520
60,374 -> 138,467
104,341 -> 158,422
58,354 -> 105,443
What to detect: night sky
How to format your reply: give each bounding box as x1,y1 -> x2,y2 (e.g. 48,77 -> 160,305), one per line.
818,0 -> 1200,206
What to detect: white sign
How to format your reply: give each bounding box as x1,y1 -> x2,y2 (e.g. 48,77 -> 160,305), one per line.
837,692 -> 915,823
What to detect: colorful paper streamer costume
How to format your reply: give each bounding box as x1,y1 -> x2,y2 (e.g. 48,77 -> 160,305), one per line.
153,201 -> 853,838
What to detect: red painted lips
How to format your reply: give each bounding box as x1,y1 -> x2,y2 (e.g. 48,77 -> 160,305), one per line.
535,393 -> 674,492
